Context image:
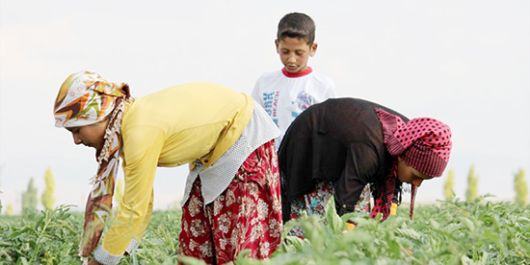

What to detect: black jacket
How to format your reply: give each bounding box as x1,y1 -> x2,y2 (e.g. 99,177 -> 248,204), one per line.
278,98 -> 408,220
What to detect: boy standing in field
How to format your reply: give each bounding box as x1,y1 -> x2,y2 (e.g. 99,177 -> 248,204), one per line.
253,13 -> 373,224
252,12 -> 336,149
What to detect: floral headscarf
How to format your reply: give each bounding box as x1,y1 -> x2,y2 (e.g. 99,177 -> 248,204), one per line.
54,70 -> 133,260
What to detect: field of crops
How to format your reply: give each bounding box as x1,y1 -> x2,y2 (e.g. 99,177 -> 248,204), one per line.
1,199 -> 529,265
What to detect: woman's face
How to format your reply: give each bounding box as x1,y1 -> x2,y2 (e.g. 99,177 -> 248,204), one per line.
397,157 -> 433,187
66,119 -> 109,152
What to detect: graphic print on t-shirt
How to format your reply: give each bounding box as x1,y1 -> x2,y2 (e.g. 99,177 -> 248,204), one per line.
262,91 -> 280,126
291,91 -> 316,118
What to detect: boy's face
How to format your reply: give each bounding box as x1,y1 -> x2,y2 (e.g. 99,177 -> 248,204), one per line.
275,37 -> 317,73
66,119 -> 109,153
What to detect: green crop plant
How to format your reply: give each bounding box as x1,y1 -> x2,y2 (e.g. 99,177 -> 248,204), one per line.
21,177 -> 38,216
444,168 -> 456,201
514,168 -> 528,206
1,199 -> 528,264
41,168 -> 56,210
466,165 -> 479,202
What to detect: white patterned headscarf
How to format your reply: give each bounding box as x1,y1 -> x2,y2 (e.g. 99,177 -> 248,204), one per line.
53,70 -> 133,262
54,70 -> 129,128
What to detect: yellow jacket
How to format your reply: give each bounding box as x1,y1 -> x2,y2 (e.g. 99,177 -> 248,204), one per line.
101,83 -> 254,255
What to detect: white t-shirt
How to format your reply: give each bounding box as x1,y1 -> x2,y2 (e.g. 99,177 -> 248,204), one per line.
252,67 -> 336,149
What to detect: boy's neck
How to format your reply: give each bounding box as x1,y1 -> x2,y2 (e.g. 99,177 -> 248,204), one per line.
282,67 -> 312,78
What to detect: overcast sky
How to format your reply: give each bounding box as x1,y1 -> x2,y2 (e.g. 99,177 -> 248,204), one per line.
1,0 -> 529,213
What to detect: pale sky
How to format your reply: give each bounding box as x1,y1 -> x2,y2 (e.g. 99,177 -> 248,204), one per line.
1,0 -> 529,213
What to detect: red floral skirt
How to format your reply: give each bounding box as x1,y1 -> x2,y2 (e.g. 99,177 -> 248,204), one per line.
179,140 -> 282,264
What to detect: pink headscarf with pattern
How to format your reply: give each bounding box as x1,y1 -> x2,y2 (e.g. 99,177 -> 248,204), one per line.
371,108 -> 452,221
54,71 -> 133,261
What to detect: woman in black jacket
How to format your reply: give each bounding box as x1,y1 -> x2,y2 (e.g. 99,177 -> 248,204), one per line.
278,98 -> 452,223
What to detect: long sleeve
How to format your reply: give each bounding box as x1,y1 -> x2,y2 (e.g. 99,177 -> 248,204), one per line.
90,83 -> 255,264
333,142 -> 380,215
99,127 -> 164,257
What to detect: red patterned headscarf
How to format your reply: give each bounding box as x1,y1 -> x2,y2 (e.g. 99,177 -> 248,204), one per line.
53,71 -> 133,261
371,108 -> 452,221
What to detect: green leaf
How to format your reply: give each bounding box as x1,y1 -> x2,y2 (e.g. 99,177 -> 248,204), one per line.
325,198 -> 344,234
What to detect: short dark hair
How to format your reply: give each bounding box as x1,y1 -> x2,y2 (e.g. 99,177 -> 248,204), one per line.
277,12 -> 315,44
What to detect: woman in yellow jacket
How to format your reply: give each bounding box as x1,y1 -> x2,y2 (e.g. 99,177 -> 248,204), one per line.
53,71 -> 282,265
